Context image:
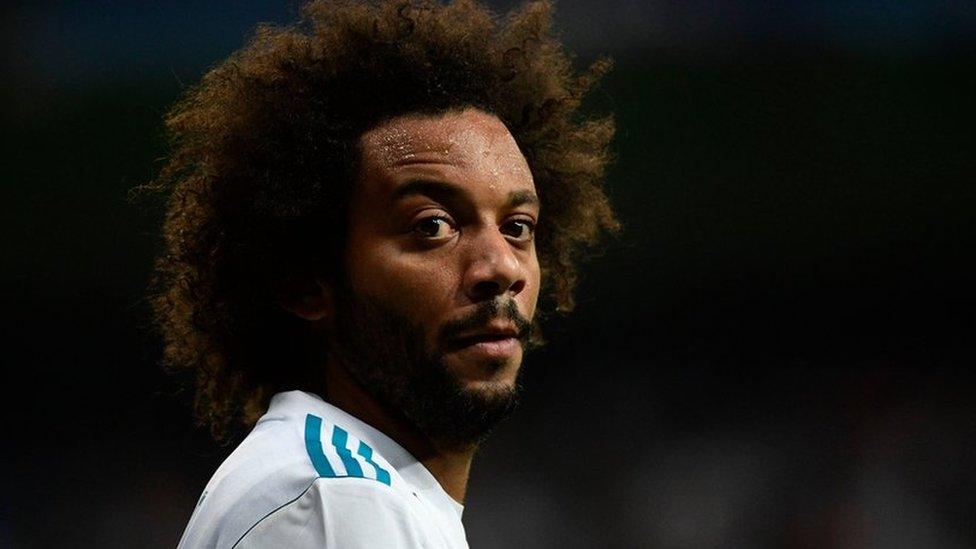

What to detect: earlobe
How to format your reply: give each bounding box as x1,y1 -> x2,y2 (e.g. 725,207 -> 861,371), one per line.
276,277 -> 334,321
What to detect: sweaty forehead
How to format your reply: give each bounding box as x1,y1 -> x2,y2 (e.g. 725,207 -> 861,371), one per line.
358,108 -> 533,183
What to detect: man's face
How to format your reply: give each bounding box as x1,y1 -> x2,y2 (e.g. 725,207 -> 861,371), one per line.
333,107 -> 541,448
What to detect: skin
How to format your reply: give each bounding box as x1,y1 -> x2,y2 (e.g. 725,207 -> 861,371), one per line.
287,107 -> 541,503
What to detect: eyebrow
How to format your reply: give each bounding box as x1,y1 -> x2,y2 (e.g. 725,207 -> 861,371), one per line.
506,189 -> 539,209
390,179 -> 539,209
390,179 -> 464,206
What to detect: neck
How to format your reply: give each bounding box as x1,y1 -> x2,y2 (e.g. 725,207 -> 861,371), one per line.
322,360 -> 476,503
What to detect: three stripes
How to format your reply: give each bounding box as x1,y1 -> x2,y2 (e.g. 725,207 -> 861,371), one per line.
304,414 -> 392,486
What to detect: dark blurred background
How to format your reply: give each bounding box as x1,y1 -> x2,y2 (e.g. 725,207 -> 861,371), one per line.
3,1 -> 975,547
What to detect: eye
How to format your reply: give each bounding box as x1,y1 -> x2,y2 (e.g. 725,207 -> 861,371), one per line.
412,215 -> 456,239
501,218 -> 536,243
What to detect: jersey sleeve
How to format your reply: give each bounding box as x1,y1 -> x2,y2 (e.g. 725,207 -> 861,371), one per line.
234,477 -> 426,548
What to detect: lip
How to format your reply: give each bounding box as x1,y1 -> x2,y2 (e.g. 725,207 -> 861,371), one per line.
452,336 -> 521,359
452,323 -> 520,345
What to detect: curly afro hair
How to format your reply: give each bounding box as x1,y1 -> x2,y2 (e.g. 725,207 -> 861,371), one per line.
149,0 -> 619,440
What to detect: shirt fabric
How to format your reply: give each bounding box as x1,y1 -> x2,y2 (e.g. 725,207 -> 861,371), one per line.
177,390 -> 469,548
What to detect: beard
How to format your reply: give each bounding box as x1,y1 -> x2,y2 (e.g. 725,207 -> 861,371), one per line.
330,283 -> 535,451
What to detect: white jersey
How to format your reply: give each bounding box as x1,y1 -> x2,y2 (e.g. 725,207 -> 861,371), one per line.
178,390 -> 469,548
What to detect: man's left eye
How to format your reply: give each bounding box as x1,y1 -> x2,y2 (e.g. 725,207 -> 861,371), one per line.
501,219 -> 536,242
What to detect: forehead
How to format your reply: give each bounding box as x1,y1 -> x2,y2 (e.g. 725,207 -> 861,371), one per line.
358,107 -> 534,190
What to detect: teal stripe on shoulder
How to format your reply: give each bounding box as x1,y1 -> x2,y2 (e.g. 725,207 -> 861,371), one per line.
304,414 -> 336,478
357,440 -> 392,486
303,414 -> 392,487
331,425 -> 365,478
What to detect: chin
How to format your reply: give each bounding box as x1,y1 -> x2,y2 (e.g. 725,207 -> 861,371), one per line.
461,370 -> 520,395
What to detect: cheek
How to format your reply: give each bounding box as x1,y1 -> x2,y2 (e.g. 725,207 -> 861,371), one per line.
522,253 -> 542,315
346,240 -> 460,317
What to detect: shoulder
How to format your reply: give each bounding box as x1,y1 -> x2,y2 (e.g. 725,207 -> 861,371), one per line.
178,407 -> 409,549
236,476 -> 426,548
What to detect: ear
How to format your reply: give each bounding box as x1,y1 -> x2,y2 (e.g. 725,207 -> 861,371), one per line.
276,276 -> 334,322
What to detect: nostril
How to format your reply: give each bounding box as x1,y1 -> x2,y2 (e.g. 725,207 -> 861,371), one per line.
470,277 -> 524,300
509,279 -> 525,294
472,279 -> 502,299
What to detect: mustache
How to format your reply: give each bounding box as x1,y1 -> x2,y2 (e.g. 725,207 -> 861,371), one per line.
438,298 -> 532,347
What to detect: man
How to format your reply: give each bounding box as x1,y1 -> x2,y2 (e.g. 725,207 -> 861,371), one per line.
151,0 -> 618,547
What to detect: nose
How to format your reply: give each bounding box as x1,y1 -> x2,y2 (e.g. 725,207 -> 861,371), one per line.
462,228 -> 527,302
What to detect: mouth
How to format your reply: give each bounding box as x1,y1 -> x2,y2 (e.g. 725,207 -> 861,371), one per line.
446,326 -> 523,359
452,336 -> 521,360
